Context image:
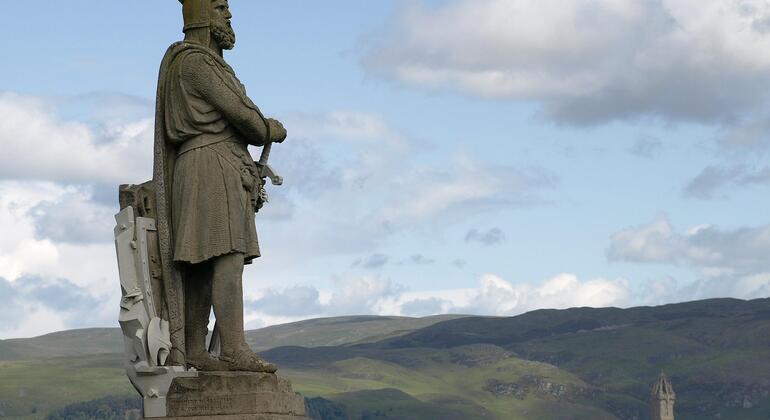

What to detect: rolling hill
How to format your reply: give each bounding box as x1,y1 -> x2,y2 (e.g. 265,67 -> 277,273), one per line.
1,298 -> 768,419
0,314 -> 466,362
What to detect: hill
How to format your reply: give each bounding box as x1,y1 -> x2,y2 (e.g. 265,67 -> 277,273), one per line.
245,314 -> 467,351
261,298 -> 770,419
0,329 -> 122,361
1,298 -> 768,419
0,314 -> 466,362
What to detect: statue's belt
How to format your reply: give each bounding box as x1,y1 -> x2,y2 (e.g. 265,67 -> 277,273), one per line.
177,132 -> 237,156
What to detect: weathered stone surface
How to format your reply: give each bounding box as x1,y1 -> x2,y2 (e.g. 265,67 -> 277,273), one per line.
165,372 -> 307,419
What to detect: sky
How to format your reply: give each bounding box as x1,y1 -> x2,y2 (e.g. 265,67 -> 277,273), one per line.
2,0 -> 770,338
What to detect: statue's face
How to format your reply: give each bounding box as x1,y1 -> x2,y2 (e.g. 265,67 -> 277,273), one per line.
211,0 -> 236,50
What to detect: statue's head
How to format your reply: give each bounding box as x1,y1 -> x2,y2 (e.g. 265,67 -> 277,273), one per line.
179,0 -> 236,51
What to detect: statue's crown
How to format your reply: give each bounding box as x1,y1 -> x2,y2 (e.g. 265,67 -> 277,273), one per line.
179,0 -> 210,31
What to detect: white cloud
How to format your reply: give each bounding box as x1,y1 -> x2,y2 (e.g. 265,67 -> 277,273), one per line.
0,182 -> 62,280
30,188 -> 117,244
608,214 -> 770,303
245,275 -> 401,322
0,275 -> 113,339
244,273 -> 631,323
364,0 -> 770,125
455,273 -> 631,316
683,165 -> 770,199
607,214 -> 683,264
0,92 -> 153,185
0,180 -> 120,338
465,227 -> 506,246
261,110 -> 555,262
326,276 -> 401,315
608,214 -> 770,276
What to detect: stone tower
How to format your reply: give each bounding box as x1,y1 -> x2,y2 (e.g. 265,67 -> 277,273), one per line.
651,372 -> 676,420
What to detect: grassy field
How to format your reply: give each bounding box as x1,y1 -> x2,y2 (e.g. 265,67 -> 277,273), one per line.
0,347 -> 618,420
0,354 -> 133,419
279,345 -> 620,419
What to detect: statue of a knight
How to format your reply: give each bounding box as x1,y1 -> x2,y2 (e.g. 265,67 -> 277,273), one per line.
153,0 -> 286,373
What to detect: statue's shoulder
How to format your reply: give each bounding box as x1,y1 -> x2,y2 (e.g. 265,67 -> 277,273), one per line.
161,42 -> 213,67
174,41 -> 232,72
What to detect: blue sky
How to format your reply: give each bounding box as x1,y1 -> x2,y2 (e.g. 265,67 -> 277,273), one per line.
2,0 -> 770,338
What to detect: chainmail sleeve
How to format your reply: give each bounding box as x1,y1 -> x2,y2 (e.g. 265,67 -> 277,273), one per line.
180,52 -> 270,146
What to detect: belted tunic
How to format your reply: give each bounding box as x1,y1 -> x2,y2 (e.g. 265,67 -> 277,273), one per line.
161,43 -> 269,264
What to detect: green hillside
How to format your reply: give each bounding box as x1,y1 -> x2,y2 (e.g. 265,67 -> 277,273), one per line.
262,297 -> 770,419
0,315 -> 465,362
246,314 -> 467,351
0,353 -> 133,419
0,298 -> 768,419
279,344 -> 621,419
0,329 -> 123,361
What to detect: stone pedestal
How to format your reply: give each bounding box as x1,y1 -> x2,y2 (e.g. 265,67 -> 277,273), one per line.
153,372 -> 307,419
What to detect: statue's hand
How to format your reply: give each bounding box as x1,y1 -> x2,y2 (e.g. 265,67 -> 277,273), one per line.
267,118 -> 287,143
256,183 -> 268,212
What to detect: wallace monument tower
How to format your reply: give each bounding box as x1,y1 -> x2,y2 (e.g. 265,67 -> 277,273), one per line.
114,0 -> 307,418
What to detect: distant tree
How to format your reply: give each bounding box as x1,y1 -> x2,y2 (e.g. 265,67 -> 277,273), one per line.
305,397 -> 349,420
46,395 -> 141,420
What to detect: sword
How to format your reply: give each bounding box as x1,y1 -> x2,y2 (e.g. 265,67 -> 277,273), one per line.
255,142 -> 283,186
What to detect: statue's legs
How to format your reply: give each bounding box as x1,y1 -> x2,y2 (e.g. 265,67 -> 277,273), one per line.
210,252 -> 248,353
184,262 -> 229,371
184,262 -> 212,356
210,253 -> 277,373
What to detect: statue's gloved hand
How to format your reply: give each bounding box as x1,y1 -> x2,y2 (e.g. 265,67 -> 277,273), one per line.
256,183 -> 268,212
267,118 -> 287,143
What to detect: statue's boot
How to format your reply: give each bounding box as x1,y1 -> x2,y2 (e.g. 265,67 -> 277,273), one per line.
221,347 -> 278,373
186,352 -> 231,371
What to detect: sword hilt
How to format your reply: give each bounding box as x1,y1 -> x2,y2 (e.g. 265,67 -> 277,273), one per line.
255,142 -> 283,186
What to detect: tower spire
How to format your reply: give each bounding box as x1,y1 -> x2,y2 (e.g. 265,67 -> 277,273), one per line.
651,372 -> 676,420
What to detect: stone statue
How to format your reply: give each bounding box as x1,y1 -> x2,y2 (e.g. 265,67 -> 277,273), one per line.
154,0 -> 286,374
115,1 -> 306,418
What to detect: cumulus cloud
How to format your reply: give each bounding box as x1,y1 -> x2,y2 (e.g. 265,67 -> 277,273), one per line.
326,276 -> 401,315
400,297 -> 450,317
29,188 -> 117,244
246,273 -> 631,321
0,275 -> 112,338
465,227 -> 506,246
608,215 -> 770,302
683,165 -> 770,199
0,92 -> 153,185
246,275 -> 400,321
456,274 -> 631,316
0,182 -> 63,280
608,214 -> 770,275
363,0 -> 770,125
0,180 -> 122,338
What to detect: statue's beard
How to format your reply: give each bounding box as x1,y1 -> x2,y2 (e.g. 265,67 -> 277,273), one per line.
212,19 -> 236,50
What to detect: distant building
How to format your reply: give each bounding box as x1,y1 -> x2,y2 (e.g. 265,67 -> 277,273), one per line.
651,372 -> 676,420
